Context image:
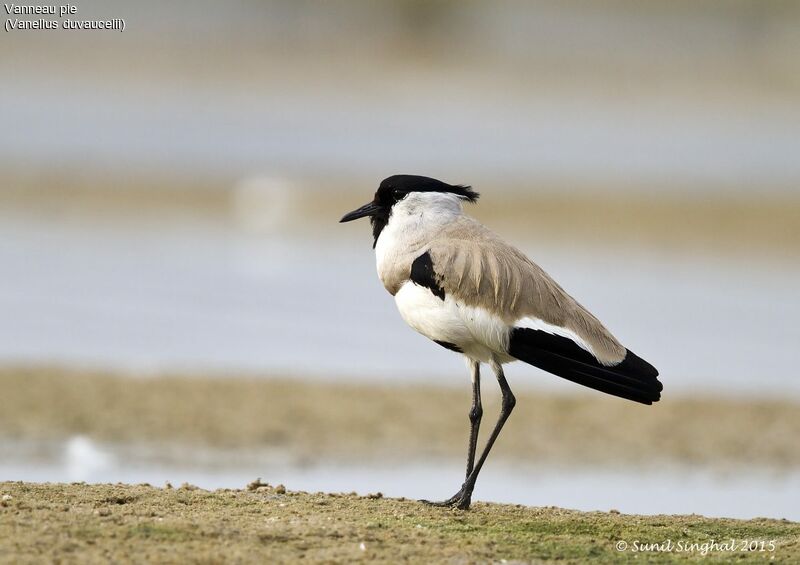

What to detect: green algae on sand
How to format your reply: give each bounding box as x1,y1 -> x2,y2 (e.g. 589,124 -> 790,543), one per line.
1,482 -> 797,563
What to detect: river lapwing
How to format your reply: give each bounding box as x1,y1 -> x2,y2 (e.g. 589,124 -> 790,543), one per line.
340,175 -> 661,509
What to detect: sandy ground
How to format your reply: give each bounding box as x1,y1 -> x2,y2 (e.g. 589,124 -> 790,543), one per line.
1,482 -> 797,564
1,367 -> 799,469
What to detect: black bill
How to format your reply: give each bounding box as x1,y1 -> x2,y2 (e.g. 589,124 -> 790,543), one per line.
340,201 -> 381,223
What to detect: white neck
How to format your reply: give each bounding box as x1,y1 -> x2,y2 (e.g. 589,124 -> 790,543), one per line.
393,191 -> 464,221
377,192 -> 463,251
374,192 -> 464,289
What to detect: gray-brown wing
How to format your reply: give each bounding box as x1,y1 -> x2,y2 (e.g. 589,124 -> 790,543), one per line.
425,217 -> 626,365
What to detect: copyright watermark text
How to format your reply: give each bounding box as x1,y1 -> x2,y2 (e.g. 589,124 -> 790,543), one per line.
615,539 -> 777,556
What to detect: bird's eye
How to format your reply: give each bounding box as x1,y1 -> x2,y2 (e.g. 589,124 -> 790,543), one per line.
393,189 -> 405,199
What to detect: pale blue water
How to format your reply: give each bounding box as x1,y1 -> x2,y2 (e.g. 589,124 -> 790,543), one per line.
3,0 -> 800,194
3,72 -> 800,190
0,214 -> 798,397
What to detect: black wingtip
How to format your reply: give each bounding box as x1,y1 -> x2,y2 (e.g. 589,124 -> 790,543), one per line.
618,349 -> 661,383
508,328 -> 662,405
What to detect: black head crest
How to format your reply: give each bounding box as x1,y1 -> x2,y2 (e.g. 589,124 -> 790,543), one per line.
376,175 -> 479,206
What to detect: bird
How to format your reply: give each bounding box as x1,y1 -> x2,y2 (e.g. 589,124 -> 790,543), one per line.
340,174 -> 661,510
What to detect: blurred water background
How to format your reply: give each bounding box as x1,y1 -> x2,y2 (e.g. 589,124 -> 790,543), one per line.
2,217 -> 798,396
4,0 -> 799,394
2,0 -> 799,519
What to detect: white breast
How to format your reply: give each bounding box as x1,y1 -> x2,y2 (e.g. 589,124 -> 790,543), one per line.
394,281 -> 514,364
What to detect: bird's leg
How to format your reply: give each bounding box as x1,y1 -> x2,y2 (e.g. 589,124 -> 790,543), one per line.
421,360 -> 482,507
423,359 -> 515,510
465,360 -> 483,478
455,360 -> 515,509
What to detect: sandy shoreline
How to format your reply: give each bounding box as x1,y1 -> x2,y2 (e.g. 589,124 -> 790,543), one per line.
2,366 -> 798,470
0,482 -> 797,563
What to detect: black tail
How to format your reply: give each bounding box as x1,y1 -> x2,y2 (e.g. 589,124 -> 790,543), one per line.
508,328 -> 662,405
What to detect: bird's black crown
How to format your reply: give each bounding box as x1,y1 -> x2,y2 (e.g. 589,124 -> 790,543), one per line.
375,175 -> 479,207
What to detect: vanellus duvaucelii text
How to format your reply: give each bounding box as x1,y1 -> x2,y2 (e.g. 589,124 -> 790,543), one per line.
340,175 -> 662,509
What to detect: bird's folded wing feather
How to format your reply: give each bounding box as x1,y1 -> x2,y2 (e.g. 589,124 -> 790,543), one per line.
424,217 -> 626,365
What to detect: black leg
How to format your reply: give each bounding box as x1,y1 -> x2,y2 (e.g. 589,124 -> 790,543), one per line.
465,360 -> 482,478
458,360 -> 515,507
421,360 -> 483,507
422,359 -> 515,510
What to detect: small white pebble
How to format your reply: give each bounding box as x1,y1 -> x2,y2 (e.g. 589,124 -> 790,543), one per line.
359,542 -> 366,551
1,495 -> 12,501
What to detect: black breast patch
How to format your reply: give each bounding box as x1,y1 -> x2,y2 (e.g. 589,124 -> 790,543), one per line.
434,340 -> 462,353
409,251 -> 445,301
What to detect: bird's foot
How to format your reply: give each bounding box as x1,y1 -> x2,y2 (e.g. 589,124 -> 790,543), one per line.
420,488 -> 472,510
